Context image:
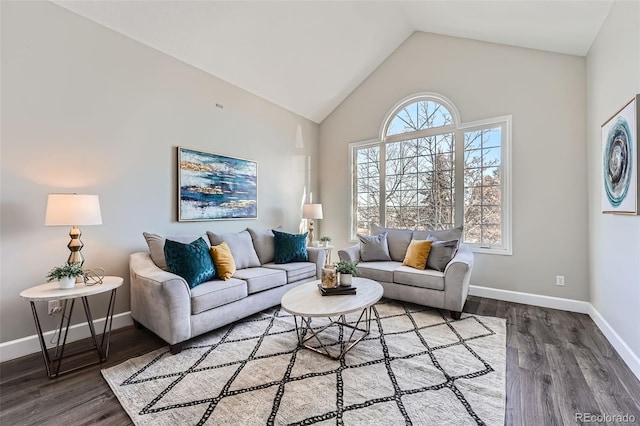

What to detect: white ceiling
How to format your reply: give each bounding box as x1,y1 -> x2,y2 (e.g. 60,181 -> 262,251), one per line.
52,1 -> 613,123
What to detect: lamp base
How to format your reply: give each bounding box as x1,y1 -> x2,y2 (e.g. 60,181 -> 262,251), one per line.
307,220 -> 315,247
67,226 -> 85,283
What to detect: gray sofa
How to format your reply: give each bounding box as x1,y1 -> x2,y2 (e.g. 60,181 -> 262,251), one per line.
338,225 -> 474,319
129,229 -> 325,354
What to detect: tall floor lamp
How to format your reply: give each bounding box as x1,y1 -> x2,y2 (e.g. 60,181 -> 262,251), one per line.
45,194 -> 103,267
302,203 -> 323,246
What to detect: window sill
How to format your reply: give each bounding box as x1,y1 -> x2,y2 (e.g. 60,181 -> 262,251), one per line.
470,246 -> 512,256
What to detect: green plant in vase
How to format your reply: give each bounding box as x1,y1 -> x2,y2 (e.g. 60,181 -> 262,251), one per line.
319,236 -> 332,247
46,264 -> 85,289
334,259 -> 358,286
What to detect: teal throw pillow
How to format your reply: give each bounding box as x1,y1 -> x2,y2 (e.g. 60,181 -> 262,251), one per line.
273,230 -> 308,264
164,237 -> 216,288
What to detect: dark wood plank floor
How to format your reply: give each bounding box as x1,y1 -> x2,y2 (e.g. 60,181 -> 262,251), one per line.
1,296 -> 639,425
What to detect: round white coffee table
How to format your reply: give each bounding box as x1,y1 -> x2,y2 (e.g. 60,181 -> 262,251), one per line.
281,277 -> 383,359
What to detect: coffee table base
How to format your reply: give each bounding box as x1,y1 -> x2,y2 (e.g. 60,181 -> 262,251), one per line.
293,306 -> 373,360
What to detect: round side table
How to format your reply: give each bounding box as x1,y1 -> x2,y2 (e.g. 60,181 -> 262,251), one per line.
20,276 -> 123,378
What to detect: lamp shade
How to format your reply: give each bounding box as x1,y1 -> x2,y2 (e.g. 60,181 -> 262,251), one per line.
45,194 -> 103,226
302,203 -> 323,220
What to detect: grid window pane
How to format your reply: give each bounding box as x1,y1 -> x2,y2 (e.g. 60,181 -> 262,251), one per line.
463,125 -> 503,247
386,101 -> 453,136
352,98 -> 509,254
354,145 -> 381,237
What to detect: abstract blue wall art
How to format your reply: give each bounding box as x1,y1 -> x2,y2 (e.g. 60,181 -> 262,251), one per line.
178,147 -> 257,221
601,95 -> 639,214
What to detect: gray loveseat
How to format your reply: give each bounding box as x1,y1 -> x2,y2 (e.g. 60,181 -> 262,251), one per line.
338,225 -> 474,319
129,228 -> 325,354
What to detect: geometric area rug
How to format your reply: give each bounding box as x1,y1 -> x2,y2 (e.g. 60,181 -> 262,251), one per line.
102,299 -> 506,425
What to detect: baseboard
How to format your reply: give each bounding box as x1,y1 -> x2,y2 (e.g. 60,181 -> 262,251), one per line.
587,305 -> 640,381
0,311 -> 133,363
469,285 -> 640,381
469,285 -> 591,313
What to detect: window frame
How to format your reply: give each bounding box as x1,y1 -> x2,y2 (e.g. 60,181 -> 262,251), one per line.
350,93 -> 512,256
458,115 -> 512,255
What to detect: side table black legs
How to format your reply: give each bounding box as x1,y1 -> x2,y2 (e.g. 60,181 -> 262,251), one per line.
29,289 -> 118,378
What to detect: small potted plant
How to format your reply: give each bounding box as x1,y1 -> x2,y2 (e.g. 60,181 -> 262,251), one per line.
46,264 -> 85,289
319,236 -> 332,247
335,259 -> 358,286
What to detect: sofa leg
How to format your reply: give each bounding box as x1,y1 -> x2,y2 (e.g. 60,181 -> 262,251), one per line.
450,310 -> 462,320
132,319 -> 143,329
169,343 -> 184,355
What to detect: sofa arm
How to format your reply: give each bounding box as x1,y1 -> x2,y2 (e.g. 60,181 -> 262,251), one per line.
129,252 -> 192,345
306,247 -> 326,279
338,244 -> 361,262
443,244 -> 475,312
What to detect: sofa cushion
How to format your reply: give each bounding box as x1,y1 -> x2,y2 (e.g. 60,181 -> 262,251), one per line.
426,239 -> 459,272
263,262 -> 315,283
356,261 -> 403,283
232,267 -> 287,294
358,232 -> 392,262
143,232 -> 206,270
247,227 -> 280,265
427,225 -> 463,247
411,230 -> 430,241
393,266 -> 445,291
164,237 -> 216,289
207,230 -> 261,269
273,230 -> 308,263
402,240 -> 433,270
190,278 -> 248,314
210,242 -> 236,280
371,224 -> 413,262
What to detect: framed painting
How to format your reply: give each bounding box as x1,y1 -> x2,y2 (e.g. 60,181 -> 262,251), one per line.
178,147 -> 257,221
601,95 -> 639,215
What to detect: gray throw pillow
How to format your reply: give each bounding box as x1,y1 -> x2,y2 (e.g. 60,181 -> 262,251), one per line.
426,239 -> 459,272
143,232 -> 207,270
207,230 -> 261,270
427,225 -> 463,247
358,232 -> 392,262
247,227 -> 281,265
370,224 -> 413,262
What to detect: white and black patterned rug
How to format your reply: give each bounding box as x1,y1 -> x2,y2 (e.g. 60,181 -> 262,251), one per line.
102,299 -> 506,425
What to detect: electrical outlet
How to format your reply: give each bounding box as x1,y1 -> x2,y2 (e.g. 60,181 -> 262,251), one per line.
556,275 -> 565,286
48,300 -> 62,315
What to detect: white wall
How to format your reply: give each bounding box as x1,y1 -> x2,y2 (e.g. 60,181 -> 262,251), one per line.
586,0 -> 640,364
319,31 -> 589,301
0,1 -> 319,344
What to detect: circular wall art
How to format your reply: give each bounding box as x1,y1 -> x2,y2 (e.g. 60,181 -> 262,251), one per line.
603,116 -> 632,207
601,95 -> 638,215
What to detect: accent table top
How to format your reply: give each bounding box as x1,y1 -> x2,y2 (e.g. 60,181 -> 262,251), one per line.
281,277 -> 383,317
19,276 -> 123,302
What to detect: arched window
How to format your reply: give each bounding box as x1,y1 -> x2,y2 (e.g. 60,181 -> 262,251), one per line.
351,93 -> 512,254
385,99 -> 455,136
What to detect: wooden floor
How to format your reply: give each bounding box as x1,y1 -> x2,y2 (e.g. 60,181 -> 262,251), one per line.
1,296 -> 639,425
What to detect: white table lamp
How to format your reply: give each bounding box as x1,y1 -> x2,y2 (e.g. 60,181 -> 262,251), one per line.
45,194 -> 102,267
302,203 -> 323,246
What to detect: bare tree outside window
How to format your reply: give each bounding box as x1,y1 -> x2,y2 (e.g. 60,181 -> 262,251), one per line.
463,128 -> 502,245
351,96 -> 510,253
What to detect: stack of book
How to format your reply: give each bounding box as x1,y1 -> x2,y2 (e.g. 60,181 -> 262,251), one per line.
317,284 -> 357,296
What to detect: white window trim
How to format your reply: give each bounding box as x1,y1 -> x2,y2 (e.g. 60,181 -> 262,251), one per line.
350,94 -> 512,256
349,138 -> 381,243
380,92 -> 461,139
458,115 -> 513,256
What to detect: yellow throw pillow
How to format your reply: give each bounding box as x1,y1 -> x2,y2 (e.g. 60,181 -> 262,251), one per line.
402,240 -> 433,270
210,242 -> 236,280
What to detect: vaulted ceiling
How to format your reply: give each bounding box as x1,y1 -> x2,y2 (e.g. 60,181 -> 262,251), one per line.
53,1 -> 613,123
